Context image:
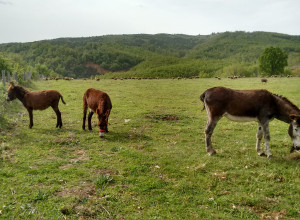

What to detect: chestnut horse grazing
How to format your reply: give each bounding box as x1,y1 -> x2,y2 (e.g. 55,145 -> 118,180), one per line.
82,88 -> 112,138
6,81 -> 66,128
200,87 -> 300,158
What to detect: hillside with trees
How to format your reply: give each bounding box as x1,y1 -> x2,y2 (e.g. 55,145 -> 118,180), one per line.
0,31 -> 299,78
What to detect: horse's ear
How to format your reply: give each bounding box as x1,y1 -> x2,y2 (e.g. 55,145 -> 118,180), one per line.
8,81 -> 15,90
290,114 -> 299,120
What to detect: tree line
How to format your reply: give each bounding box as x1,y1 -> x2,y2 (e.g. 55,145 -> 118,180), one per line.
0,31 -> 299,79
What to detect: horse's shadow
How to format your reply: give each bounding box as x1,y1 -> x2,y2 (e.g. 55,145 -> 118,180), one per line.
32,127 -> 152,143
103,130 -> 152,143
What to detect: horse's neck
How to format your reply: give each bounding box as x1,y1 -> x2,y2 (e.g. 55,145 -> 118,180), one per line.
15,87 -> 28,107
275,96 -> 299,123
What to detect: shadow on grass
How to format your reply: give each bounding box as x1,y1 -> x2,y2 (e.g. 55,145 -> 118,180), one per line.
30,127 -> 152,143
98,130 -> 152,143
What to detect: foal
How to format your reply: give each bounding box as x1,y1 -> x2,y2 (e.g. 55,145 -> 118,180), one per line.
82,88 -> 112,138
200,87 -> 300,158
6,81 -> 66,128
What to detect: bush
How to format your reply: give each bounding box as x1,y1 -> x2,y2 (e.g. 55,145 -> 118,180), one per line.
218,63 -> 258,77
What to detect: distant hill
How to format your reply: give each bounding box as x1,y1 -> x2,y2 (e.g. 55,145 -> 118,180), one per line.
0,32 -> 299,78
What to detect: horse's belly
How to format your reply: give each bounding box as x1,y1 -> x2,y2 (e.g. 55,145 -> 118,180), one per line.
224,113 -> 258,122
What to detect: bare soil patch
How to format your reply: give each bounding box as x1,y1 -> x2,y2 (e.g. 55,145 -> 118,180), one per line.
145,113 -> 179,121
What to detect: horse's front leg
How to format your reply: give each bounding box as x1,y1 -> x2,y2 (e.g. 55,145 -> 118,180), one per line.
82,106 -> 87,130
262,122 -> 272,158
28,108 -> 33,129
205,119 -> 218,156
88,110 -> 94,131
256,124 -> 265,156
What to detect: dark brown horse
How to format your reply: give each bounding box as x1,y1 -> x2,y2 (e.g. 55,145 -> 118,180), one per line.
200,87 -> 300,158
6,81 -> 66,128
82,88 -> 112,138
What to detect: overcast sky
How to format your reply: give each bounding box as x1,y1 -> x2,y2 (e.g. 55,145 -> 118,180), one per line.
0,0 -> 299,44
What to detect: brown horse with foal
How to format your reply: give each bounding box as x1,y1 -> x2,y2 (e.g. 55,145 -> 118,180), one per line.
6,81 -> 66,128
201,87 -> 300,158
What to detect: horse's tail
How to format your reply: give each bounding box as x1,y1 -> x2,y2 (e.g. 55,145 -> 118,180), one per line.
200,91 -> 206,111
60,95 -> 66,104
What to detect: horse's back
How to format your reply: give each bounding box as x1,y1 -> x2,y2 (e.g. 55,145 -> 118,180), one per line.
202,87 -> 275,117
83,88 -> 112,112
26,90 -> 62,110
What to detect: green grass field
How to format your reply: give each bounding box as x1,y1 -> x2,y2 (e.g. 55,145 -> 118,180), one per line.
1,78 -> 300,219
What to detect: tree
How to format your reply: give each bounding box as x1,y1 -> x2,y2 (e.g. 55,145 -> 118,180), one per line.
0,54 -> 11,72
259,47 -> 288,76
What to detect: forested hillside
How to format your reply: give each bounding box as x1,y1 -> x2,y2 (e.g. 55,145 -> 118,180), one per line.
1,32 -> 300,78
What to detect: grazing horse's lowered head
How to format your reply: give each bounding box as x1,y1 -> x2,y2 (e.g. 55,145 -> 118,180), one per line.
200,86 -> 300,158
82,88 -> 112,138
6,81 -> 66,128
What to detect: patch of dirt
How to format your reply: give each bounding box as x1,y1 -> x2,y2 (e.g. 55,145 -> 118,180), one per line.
95,168 -> 115,176
59,164 -> 74,170
86,62 -> 109,75
260,209 -> 287,219
287,153 -> 300,160
71,149 -> 90,162
57,182 -> 96,199
145,113 -> 179,121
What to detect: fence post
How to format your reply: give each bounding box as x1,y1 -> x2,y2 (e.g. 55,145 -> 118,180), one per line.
7,71 -> 10,82
23,72 -> 26,81
13,72 -> 16,81
27,72 -> 32,81
2,70 -> 5,87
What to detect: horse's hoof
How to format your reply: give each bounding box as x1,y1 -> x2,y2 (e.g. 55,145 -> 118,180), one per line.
267,154 -> 273,159
258,152 -> 266,157
208,150 -> 216,156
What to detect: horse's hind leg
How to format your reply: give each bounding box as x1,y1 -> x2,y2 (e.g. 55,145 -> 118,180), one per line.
57,109 -> 62,128
262,122 -> 272,158
27,108 -> 33,129
205,118 -> 218,156
256,124 -> 265,156
52,106 -> 62,128
88,110 -> 94,130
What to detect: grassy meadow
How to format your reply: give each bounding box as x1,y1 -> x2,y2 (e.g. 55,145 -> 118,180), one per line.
0,77 -> 300,219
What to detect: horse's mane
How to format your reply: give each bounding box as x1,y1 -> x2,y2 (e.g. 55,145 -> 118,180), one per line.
14,85 -> 29,96
272,93 -> 300,111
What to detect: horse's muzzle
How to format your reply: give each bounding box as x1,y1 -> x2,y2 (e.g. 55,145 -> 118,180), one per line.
99,129 -> 105,138
99,131 -> 105,138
